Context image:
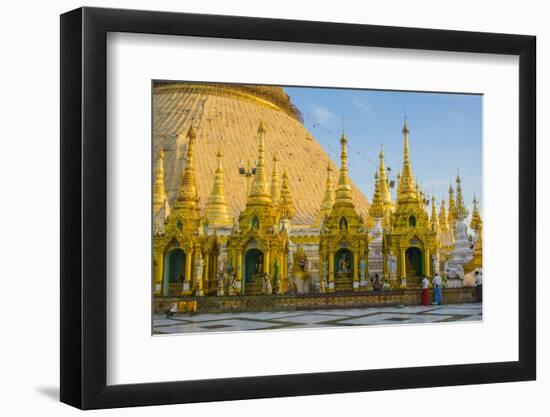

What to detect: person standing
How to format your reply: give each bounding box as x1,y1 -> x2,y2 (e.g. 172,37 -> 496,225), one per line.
432,273 -> 443,305
474,270 -> 483,303
421,276 -> 430,306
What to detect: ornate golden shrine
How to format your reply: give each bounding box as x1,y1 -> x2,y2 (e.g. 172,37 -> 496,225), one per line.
153,126 -> 221,296
225,123 -> 291,295
386,120 -> 437,288
318,132 -> 369,292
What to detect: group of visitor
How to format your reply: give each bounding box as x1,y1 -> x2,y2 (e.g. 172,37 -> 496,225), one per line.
421,270 -> 483,306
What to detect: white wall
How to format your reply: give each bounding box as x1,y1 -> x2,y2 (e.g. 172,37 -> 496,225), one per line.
0,0 -> 545,415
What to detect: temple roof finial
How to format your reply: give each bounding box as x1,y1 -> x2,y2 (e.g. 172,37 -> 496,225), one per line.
248,121 -> 271,205
397,117 -> 416,201
335,129 -> 353,204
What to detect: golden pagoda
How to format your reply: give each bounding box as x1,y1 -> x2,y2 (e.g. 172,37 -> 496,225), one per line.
316,163 -> 335,226
204,148 -> 233,229
376,147 -> 395,228
226,122 -> 290,295
465,223 -> 483,273
153,148 -> 170,236
438,197 -> 454,250
455,174 -> 469,221
447,182 -> 457,229
279,169 -> 295,222
319,131 -> 369,292
430,195 -> 440,236
153,147 -> 167,215
470,193 -> 482,233
369,171 -> 385,220
386,119 -> 437,287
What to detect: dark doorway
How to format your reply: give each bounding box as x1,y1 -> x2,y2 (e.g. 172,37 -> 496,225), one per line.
163,249 -> 185,296
244,249 -> 263,283
405,247 -> 423,277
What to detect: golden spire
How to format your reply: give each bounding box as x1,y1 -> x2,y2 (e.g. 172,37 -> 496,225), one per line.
317,162 -> 335,224
439,198 -> 450,231
175,126 -> 200,209
279,169 -> 295,220
248,122 -> 271,205
334,131 -> 353,205
377,146 -> 392,206
270,154 -> 281,208
465,223 -> 483,272
470,192 -> 482,232
430,194 -> 439,233
398,118 -> 417,200
153,147 -> 167,214
204,148 -> 232,228
447,181 -> 456,227
455,174 -> 469,220
369,170 -> 385,219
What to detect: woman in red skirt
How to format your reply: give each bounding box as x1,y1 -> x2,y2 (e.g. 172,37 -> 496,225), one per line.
421,276 -> 430,306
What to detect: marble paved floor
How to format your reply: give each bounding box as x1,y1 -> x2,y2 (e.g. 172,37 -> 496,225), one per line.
153,303 -> 482,335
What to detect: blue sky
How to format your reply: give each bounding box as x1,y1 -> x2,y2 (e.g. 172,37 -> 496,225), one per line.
285,86 -> 482,213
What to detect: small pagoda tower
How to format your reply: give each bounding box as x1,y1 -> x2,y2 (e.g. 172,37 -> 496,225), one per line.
153,126 -> 209,296
204,148 -> 233,229
153,148 -> 170,236
377,147 -> 395,228
445,174 -> 474,287
318,130 -> 369,292
226,122 -> 290,295
368,169 -> 385,281
470,193 -> 482,237
386,119 -> 437,288
316,163 -> 335,227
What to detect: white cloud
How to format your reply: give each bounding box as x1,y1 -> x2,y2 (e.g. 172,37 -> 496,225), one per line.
311,105 -> 335,124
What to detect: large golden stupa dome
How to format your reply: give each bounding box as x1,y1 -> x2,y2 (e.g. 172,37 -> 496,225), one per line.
153,82 -> 370,226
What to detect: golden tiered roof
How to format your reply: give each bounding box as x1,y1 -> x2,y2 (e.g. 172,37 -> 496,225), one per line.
447,182 -> 457,227
204,148 -> 232,228
377,147 -> 393,208
369,171 -> 385,219
153,148 -> 167,215
470,193 -> 482,232
316,163 -> 335,226
439,198 -> 449,232
397,119 -> 416,200
153,82 -> 370,226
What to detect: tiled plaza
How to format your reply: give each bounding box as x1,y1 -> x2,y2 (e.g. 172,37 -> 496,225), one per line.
153,303 -> 482,335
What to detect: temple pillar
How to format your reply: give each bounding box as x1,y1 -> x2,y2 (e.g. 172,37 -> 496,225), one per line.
182,250 -> 193,295
328,250 -> 335,292
424,247 -> 431,278
204,254 -> 210,293
263,249 -> 271,276
399,247 -> 407,288
236,250 -> 243,294
153,251 -> 163,296
353,251 -> 359,291
277,252 -> 285,294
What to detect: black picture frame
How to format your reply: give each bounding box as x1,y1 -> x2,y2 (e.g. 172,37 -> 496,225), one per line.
60,6 -> 536,410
